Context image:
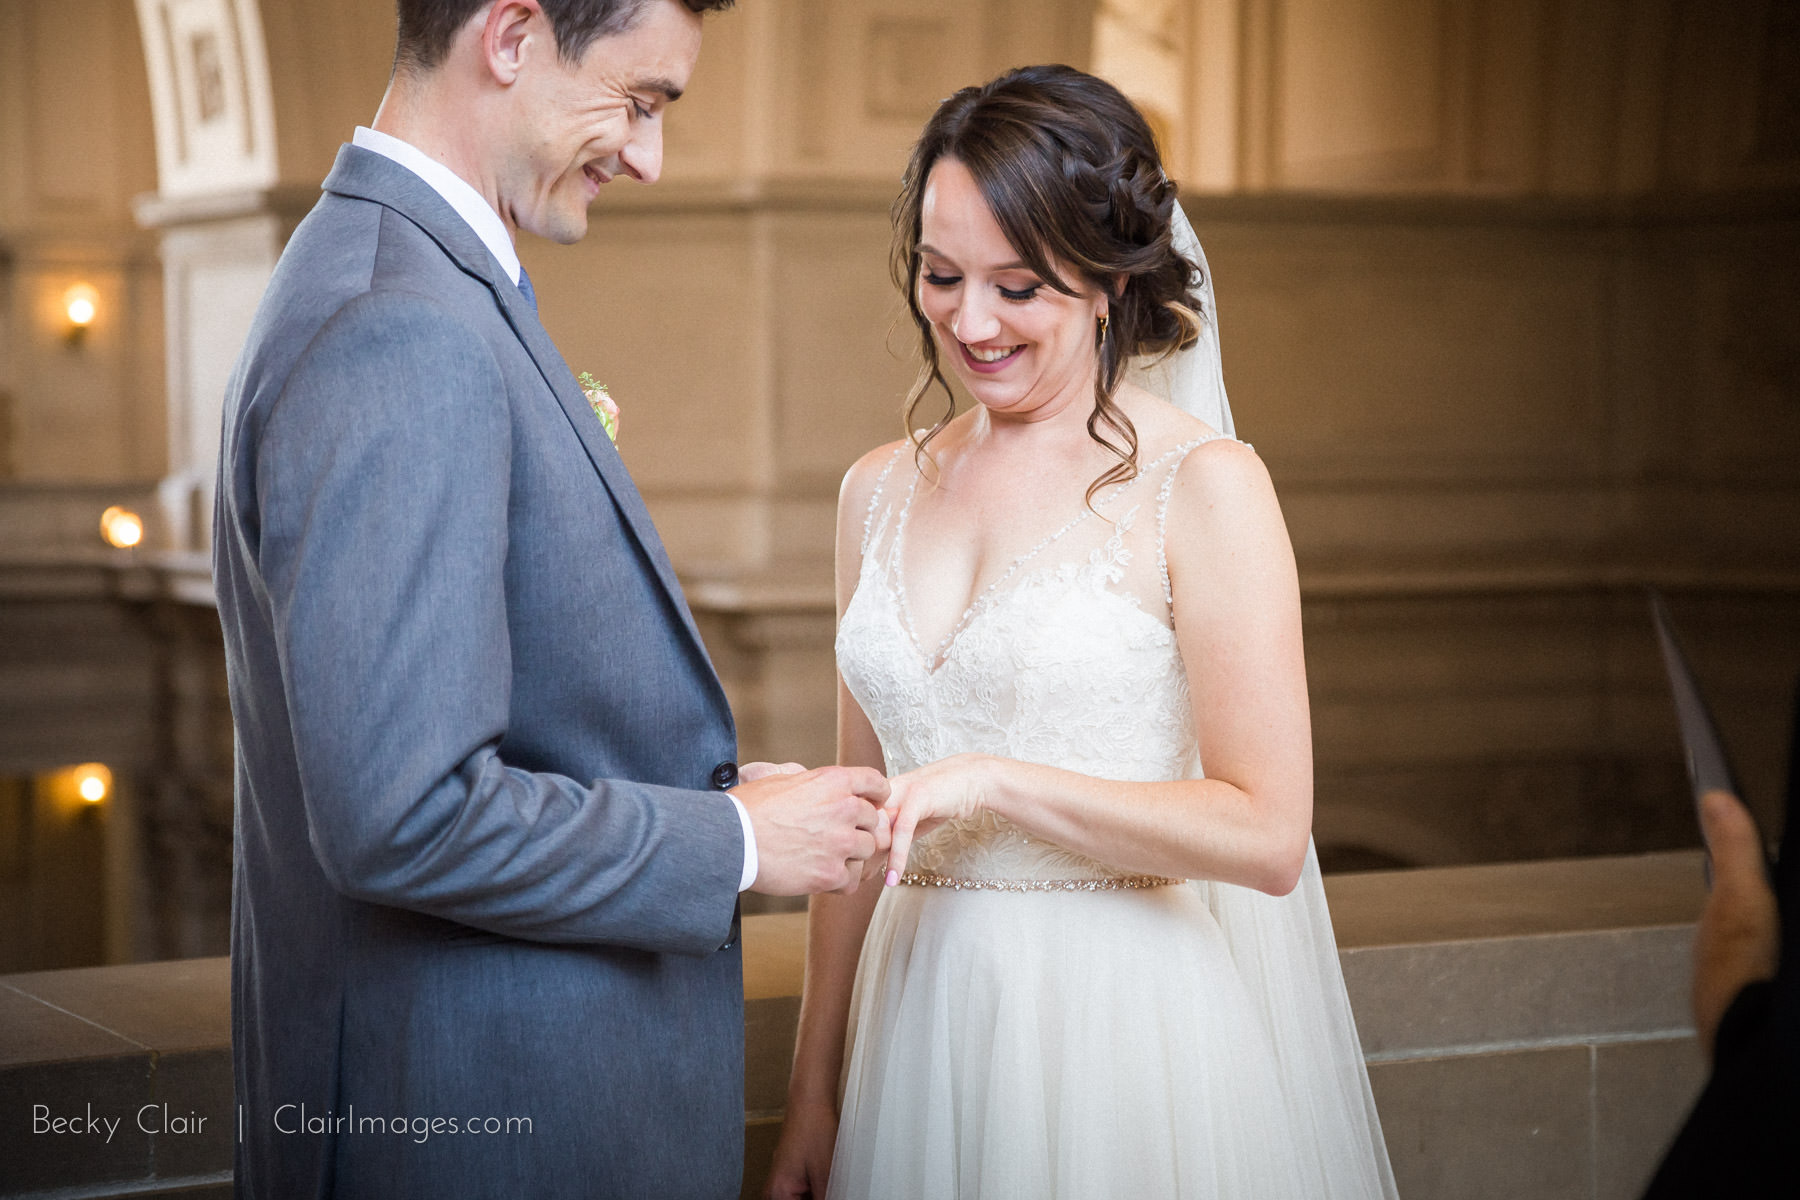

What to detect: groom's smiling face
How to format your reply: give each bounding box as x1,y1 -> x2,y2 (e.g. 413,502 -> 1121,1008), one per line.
503,0 -> 703,242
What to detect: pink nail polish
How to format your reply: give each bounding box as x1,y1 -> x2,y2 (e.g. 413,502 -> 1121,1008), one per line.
885,869 -> 899,887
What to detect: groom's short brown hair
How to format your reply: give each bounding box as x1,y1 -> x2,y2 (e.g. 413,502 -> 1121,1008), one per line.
395,0 -> 735,74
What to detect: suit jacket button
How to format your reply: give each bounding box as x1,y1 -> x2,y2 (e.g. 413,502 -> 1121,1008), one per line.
711,761 -> 739,790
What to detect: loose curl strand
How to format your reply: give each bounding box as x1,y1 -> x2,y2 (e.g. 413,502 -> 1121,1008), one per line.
890,64 -> 1208,505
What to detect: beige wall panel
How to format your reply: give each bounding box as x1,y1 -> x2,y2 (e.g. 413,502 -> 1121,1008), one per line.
1645,491 -> 1800,577
1657,0 -> 1799,193
0,18 -> 24,231
1206,222 -> 1608,483
527,213 -> 761,487
768,0 -> 1092,180
769,211 -> 914,495
661,5 -> 754,182
1541,0 -> 1628,197
1304,595 -> 1609,700
1467,0 -> 1548,190
646,494 -> 774,573
768,495 -> 837,566
124,257 -> 170,481
5,265 -> 167,484
1274,0 -> 1449,187
1683,233 -> 1800,484
258,0 -> 394,187
1184,0 -> 1244,189
14,268 -> 136,482
771,0 -> 982,178
1602,229 -> 1689,486
983,0 -> 1097,72
1315,689 -> 1604,765
24,2 -> 125,216
1741,0 -> 1800,188
0,0 -> 162,488
1280,487 -> 1619,569
1612,0 -> 1677,194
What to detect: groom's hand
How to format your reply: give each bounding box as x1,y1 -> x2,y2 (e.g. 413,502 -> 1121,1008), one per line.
739,761 -> 806,783
735,766 -> 891,895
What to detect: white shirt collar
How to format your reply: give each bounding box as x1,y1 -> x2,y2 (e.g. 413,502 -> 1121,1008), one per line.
352,126 -> 522,286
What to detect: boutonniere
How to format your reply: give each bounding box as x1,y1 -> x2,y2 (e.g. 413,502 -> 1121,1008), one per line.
577,372 -> 619,444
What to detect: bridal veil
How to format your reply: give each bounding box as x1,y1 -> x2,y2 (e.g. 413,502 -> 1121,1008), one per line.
1128,202 -> 1398,1198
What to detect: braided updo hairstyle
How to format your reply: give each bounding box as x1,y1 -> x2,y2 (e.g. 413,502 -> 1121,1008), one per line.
892,64 -> 1205,501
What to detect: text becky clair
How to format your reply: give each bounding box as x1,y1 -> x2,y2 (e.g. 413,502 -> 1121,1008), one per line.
33,1102 -> 210,1143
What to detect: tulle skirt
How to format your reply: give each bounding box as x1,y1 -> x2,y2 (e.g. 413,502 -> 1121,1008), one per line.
826,852 -> 1398,1200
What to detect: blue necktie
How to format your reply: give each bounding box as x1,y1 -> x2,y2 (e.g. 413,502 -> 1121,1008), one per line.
516,268 -> 537,315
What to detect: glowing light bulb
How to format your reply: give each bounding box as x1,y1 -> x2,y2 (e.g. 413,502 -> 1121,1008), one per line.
100,505 -> 144,549
63,284 -> 100,346
71,763 -> 112,806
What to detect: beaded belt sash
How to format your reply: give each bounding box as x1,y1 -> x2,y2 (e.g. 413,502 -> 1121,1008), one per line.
897,871 -> 1182,893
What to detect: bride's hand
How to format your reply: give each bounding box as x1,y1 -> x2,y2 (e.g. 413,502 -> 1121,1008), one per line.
882,753 -> 994,883
764,1098 -> 838,1199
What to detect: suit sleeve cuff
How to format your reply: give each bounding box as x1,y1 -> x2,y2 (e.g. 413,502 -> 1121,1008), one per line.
730,795 -> 759,891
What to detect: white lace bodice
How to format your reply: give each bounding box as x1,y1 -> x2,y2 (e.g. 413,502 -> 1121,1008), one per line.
836,438 -> 1225,881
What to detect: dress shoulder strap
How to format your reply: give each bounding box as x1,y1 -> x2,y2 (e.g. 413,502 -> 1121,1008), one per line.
860,443 -> 911,557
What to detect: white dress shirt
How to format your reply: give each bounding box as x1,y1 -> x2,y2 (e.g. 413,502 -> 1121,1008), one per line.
350,126 -> 760,892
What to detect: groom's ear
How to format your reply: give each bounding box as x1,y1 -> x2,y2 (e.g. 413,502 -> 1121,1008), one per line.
480,0 -> 544,87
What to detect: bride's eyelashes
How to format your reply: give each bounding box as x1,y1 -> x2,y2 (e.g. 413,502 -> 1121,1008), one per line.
920,270 -> 1043,303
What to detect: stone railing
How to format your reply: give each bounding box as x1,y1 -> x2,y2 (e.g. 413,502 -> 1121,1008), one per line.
0,850 -> 1706,1200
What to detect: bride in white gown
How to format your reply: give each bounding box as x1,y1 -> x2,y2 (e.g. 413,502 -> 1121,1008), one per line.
766,65 -> 1397,1200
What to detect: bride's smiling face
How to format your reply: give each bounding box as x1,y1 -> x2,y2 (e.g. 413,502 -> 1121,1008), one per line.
916,158 -> 1107,420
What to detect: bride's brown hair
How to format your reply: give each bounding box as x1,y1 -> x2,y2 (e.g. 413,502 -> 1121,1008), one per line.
891,64 -> 1205,501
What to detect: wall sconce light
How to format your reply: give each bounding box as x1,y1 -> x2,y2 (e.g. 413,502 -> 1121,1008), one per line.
75,764 -> 112,805
64,283 -> 100,347
100,505 -> 144,549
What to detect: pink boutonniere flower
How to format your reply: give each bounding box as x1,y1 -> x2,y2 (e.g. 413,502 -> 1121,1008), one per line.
577,372 -> 619,444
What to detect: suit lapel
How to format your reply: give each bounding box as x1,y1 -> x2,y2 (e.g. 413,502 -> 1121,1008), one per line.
320,146 -> 725,707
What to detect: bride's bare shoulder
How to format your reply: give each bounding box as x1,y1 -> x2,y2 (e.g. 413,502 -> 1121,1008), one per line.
1164,435 -> 1277,545
837,438 -> 913,529
1114,380 -> 1224,452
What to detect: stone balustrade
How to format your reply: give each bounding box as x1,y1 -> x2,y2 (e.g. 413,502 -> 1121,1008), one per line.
0,850 -> 1708,1200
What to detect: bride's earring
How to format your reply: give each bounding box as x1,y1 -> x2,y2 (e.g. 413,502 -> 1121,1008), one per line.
1097,312 -> 1109,347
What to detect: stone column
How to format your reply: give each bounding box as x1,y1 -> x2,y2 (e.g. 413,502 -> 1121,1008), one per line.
130,0 -> 284,554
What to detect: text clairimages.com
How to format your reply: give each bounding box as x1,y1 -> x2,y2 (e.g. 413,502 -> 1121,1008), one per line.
32,1103 -> 533,1145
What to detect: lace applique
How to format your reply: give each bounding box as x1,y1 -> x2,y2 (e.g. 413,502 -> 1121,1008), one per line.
836,439 -> 1236,882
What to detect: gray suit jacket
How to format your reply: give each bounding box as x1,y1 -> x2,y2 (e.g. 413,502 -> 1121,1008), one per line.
215,145 -> 747,1199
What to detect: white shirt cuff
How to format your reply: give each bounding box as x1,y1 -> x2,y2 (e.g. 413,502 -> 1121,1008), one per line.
729,796 -> 759,891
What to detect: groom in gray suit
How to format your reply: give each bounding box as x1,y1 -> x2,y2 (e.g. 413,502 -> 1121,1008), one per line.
214,2 -> 889,1196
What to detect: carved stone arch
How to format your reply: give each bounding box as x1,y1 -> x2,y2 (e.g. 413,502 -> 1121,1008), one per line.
133,0 -> 279,197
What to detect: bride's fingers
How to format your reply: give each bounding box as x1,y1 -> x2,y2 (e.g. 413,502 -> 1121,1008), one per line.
885,804 -> 922,885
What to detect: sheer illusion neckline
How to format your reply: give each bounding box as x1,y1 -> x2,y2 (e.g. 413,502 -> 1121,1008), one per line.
888,440 -> 1210,675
